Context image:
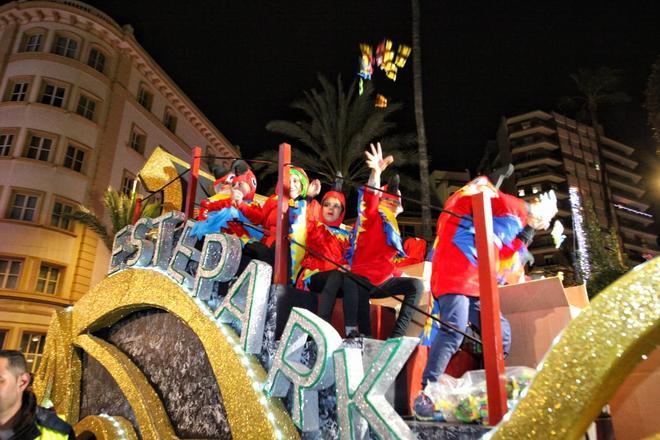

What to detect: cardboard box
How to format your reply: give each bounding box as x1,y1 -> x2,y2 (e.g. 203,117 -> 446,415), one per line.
610,346 -> 660,439
499,277 -> 589,368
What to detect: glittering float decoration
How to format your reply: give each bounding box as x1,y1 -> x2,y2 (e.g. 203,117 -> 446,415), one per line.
488,258 -> 660,439
34,268 -> 299,440
334,337 -> 419,439
74,334 -> 177,439
74,414 -> 138,440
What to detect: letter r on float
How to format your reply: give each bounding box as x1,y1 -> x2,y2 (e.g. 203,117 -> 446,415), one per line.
263,307 -> 342,432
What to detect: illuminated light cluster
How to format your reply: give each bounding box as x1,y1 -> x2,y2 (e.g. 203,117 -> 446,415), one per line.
569,186 -> 590,280
99,413 -> 127,439
613,203 -> 653,218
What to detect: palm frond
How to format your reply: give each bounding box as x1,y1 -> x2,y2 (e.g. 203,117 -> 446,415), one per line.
68,207 -> 113,250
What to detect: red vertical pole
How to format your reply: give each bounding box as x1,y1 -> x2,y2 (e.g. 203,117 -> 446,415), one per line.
472,192 -> 508,425
185,146 -> 202,220
273,143 -> 291,285
132,198 -> 142,224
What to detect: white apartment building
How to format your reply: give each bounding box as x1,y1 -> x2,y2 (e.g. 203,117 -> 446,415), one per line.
0,0 -> 237,368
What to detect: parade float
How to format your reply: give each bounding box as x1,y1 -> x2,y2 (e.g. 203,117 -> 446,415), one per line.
32,145 -> 659,439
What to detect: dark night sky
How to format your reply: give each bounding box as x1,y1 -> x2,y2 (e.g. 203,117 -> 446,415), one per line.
86,0 -> 659,205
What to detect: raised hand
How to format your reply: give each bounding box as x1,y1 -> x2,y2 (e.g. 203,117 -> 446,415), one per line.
365,142 -> 394,174
308,179 -> 321,199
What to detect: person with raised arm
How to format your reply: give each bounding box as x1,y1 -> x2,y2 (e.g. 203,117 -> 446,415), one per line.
346,143 -> 424,338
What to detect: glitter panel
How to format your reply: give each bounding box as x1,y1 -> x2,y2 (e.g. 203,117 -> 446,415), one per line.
101,310 -> 231,438
490,258 -> 660,439
264,307 -> 343,432
215,259 -> 272,353
74,334 -> 177,439
74,415 -> 138,440
333,337 -> 418,439
70,268 -> 299,439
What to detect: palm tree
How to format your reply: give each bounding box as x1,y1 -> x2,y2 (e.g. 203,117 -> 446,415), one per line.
411,0 -> 433,242
69,187 -> 161,250
259,74 -> 416,192
560,67 -> 630,261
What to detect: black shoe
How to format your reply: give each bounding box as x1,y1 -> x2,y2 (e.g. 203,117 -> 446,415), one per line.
342,330 -> 364,349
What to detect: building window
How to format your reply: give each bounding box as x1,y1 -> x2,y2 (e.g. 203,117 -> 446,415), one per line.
24,134 -> 54,162
87,48 -> 106,73
531,185 -> 541,194
20,32 -> 44,52
0,132 -> 14,156
63,145 -> 85,173
39,82 -> 66,108
137,85 -> 153,111
35,264 -> 61,294
6,81 -> 29,102
76,95 -> 97,121
50,200 -> 75,230
52,35 -> 78,58
8,192 -> 39,222
19,332 -> 46,373
121,171 -> 137,196
129,126 -> 146,154
518,188 -> 525,197
0,258 -> 22,289
163,109 -> 177,133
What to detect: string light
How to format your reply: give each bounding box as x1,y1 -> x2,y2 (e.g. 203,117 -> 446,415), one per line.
613,203 -> 653,218
569,186 -> 590,280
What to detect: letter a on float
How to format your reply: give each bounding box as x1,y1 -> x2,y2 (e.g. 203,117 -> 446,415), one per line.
263,307 -> 342,432
214,259 -> 272,353
333,337 -> 418,440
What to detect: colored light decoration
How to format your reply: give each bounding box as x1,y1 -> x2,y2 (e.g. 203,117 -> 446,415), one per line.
375,94 -> 387,108
569,186 -> 590,280
356,38 -> 411,104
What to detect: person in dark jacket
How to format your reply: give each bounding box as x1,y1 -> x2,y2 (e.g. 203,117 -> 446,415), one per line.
0,350 -> 74,440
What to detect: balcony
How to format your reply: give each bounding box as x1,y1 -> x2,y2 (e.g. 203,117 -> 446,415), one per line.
510,135 -> 560,156
605,162 -> 641,184
623,242 -> 659,256
609,178 -> 645,198
602,149 -> 637,169
620,226 -> 658,242
513,151 -> 563,169
615,205 -> 654,226
508,118 -> 556,139
516,166 -> 566,186
612,193 -> 650,211
600,136 -> 635,156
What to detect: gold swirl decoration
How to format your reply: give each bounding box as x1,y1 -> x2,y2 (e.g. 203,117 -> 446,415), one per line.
139,146 -> 216,213
74,415 -> 138,440
491,258 -> 659,439
34,268 -> 299,440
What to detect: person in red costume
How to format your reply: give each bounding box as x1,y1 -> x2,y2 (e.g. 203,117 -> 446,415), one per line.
347,143 -> 424,338
295,176 -> 366,336
413,173 -> 558,420
192,160 -> 262,244
239,166 -> 321,270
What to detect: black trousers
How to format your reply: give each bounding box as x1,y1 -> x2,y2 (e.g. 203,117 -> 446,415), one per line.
350,275 -> 423,338
308,270 -> 364,329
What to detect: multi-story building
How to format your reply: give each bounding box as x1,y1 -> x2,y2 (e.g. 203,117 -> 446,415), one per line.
0,0 -> 237,368
486,110 -> 658,279
430,169 -> 470,206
